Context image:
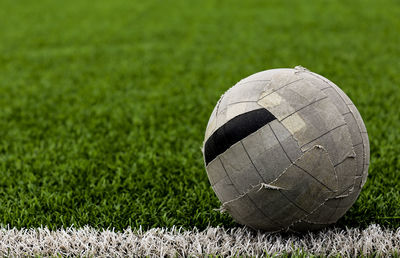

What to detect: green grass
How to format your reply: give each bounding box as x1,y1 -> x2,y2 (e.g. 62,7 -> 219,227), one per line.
0,0 -> 399,231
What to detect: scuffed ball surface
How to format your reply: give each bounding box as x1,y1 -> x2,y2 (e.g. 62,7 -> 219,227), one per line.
203,67 -> 369,232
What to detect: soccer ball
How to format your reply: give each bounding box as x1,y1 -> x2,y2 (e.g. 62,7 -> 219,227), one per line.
203,66 -> 369,232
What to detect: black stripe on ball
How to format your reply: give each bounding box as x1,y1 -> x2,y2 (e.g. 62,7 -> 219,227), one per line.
204,108 -> 276,165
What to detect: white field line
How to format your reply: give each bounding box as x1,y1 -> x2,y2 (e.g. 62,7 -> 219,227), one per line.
0,224 -> 398,257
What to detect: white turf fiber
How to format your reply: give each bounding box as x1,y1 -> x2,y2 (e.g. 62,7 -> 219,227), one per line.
0,224 -> 398,256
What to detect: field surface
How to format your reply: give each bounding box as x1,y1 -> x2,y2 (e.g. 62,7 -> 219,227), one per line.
0,0 -> 399,237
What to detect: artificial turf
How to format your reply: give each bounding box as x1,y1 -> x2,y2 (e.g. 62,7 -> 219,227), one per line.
0,0 -> 399,231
